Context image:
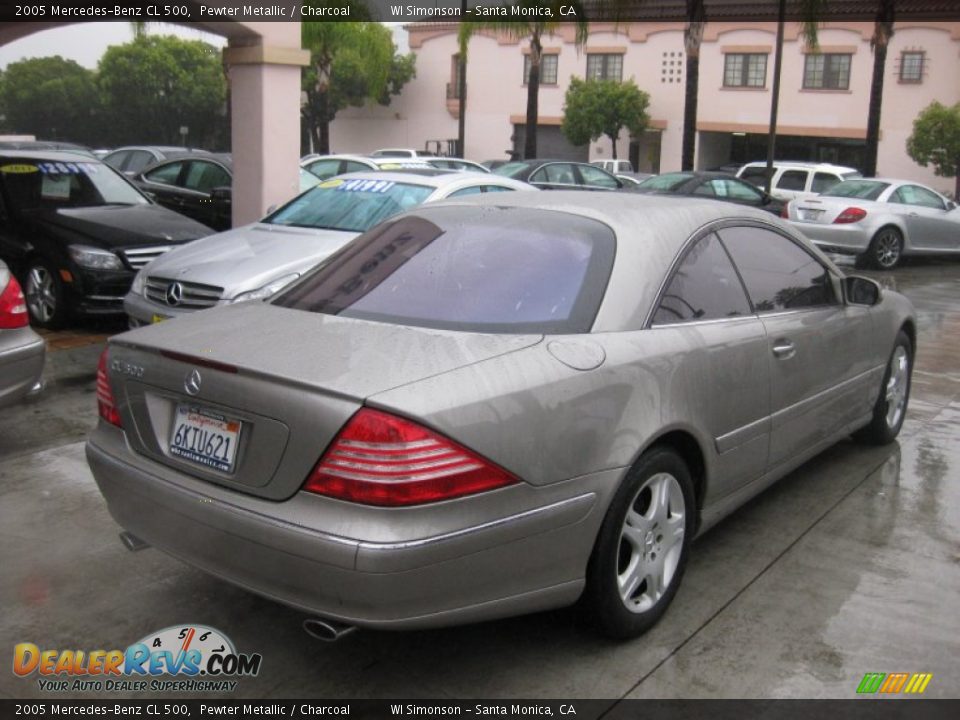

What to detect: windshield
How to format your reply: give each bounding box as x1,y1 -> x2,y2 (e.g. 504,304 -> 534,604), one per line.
822,179 -> 889,200
263,177 -> 434,233
637,173 -> 694,191
273,206 -> 616,334
0,159 -> 148,211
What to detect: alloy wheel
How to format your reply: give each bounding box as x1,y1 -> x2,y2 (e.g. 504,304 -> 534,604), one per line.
617,472 -> 686,613
874,230 -> 902,269
25,265 -> 57,324
885,345 -> 910,429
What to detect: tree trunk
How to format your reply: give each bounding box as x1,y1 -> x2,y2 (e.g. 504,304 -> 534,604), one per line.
525,33 -> 542,160
610,132 -> 619,160
955,159 -> 959,200
765,0 -> 786,191
318,89 -> 330,154
865,1 -> 895,177
682,8 -> 705,172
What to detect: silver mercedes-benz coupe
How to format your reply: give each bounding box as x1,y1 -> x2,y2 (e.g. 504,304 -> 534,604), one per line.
87,192 -> 915,639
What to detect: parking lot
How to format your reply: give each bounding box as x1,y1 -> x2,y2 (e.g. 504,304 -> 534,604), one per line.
1,257 -> 958,702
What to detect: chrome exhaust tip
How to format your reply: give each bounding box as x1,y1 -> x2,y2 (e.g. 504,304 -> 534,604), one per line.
119,530 -> 150,552
303,617 -> 357,643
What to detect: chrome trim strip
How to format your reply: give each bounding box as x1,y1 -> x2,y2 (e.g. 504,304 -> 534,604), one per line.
715,415 -> 770,454
357,493 -> 597,552
770,364 -> 883,427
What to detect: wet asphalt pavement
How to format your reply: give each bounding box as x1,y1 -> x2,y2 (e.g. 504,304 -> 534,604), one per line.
1,258 -> 958,702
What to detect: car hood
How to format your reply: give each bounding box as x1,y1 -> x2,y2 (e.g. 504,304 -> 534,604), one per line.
24,205 -> 211,248
139,223 -> 358,298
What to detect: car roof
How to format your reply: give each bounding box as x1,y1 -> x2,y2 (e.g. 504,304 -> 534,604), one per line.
332,169 -> 514,188
741,160 -> 858,172
0,149 -> 100,163
422,191 -> 832,332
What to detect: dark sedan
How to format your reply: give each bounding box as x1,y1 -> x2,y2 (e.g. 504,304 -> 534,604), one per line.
493,159 -> 625,191
634,171 -> 784,215
131,153 -> 232,231
0,151 -> 212,328
103,146 -> 206,178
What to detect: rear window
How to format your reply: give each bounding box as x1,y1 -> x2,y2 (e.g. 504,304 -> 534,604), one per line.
263,178 -> 433,233
273,206 -> 616,334
493,162 -> 531,179
822,179 -> 889,201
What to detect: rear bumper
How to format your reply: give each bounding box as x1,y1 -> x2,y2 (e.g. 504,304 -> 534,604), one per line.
86,425 -> 614,629
0,332 -> 45,409
787,220 -> 871,253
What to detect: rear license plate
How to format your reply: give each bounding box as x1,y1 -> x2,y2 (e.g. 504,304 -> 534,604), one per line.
152,314 -> 168,324
800,208 -> 824,221
169,405 -> 241,473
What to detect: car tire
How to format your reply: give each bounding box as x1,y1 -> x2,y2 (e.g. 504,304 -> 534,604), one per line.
23,257 -> 68,329
854,330 -> 912,445
866,227 -> 904,270
583,446 -> 695,639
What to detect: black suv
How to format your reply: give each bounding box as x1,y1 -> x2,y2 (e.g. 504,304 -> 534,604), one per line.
0,151 -> 211,328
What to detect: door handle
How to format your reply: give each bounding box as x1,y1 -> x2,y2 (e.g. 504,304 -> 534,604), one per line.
772,340 -> 796,359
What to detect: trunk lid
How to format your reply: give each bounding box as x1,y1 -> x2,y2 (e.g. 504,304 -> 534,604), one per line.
108,303 -> 541,500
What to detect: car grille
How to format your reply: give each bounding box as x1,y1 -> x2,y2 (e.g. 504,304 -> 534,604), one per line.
145,277 -> 224,309
121,245 -> 175,270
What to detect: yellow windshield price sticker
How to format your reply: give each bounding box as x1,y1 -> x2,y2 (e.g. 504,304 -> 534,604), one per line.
0,164 -> 39,174
319,179 -> 344,188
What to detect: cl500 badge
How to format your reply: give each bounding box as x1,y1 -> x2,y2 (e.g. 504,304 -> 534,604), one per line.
111,360 -> 144,378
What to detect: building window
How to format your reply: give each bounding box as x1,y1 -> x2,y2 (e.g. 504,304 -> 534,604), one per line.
524,54 -> 558,85
803,53 -> 851,90
900,51 -> 924,83
724,53 -> 767,87
586,54 -> 623,82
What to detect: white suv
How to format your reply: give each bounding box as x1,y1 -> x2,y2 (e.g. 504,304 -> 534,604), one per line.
592,159 -> 634,174
737,161 -> 861,202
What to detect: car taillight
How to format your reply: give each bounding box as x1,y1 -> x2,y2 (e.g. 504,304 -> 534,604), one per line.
96,349 -> 122,428
834,207 -> 867,224
780,202 -> 790,219
0,275 -> 29,329
304,408 -> 520,506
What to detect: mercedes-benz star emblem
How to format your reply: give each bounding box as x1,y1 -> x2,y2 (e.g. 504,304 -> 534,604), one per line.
166,282 -> 184,307
184,369 -> 202,396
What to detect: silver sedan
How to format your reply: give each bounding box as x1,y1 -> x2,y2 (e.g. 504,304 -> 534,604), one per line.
785,178 -> 960,269
87,193 -> 915,639
0,260 -> 44,408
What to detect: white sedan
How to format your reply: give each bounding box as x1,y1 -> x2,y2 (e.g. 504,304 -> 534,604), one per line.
785,178 -> 959,269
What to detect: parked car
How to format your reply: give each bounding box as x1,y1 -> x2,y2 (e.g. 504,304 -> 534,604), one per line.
370,148 -> 431,158
89,192 -> 914,639
493,159 -> 626,190
0,259 -> 44,408
0,140 -> 96,158
301,154 -> 432,181
785,177 -> 960,269
592,159 -> 634,174
480,159 -> 512,170
0,151 -> 212,328
707,162 -> 745,175
634,171 -> 784,215
102,146 -> 206,178
616,172 -> 654,186
131,153 -> 232,231
124,169 -> 535,327
737,161 -> 861,202
298,167 -> 321,193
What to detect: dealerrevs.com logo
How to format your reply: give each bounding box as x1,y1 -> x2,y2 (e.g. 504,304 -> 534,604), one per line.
13,625 -> 262,693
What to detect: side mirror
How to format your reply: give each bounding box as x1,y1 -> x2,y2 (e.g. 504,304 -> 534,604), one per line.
844,275 -> 881,306
947,200 -> 957,211
210,186 -> 232,203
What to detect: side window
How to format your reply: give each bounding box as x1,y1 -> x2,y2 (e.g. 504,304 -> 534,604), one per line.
721,178 -> 764,202
652,233 -> 752,325
183,162 -> 230,193
578,165 -> 620,189
103,151 -> 129,171
343,161 -> 372,174
447,186 -> 483,198
692,181 -> 717,197
891,184 -> 945,210
481,185 -> 514,193
543,164 -> 577,184
306,159 -> 343,179
719,226 -> 837,312
144,162 -> 183,186
811,171 -> 841,194
775,170 -> 807,191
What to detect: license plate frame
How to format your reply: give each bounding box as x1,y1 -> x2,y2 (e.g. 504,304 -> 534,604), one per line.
152,314 -> 168,324
169,404 -> 242,474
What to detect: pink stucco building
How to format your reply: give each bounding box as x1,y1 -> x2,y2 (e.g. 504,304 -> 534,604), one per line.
331,20 -> 960,195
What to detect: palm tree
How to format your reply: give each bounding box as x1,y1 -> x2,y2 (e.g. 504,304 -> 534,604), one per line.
461,1 -> 587,159
865,0 -> 896,177
680,0 -> 706,171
